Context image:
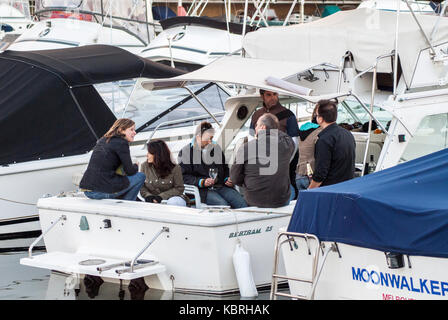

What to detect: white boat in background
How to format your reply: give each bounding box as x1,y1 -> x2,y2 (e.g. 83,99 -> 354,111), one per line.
139,16 -> 252,72
7,0 -> 156,53
0,0 -> 33,48
358,0 -> 437,14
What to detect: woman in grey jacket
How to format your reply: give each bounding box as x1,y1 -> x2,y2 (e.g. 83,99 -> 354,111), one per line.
140,140 -> 188,206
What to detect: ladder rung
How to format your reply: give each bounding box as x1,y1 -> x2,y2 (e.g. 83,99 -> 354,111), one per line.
272,273 -> 313,284
274,291 -> 308,300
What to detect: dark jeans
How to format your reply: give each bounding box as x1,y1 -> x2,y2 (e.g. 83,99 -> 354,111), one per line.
206,186 -> 247,209
289,176 -> 310,201
84,172 -> 146,201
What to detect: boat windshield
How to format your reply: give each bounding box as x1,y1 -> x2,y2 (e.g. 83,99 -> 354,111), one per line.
95,80 -> 229,132
41,0 -> 82,9
36,0 -> 152,44
337,99 -> 392,130
0,0 -> 31,19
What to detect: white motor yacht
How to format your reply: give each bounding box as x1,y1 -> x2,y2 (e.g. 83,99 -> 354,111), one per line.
0,0 -> 33,48
6,0 -> 156,53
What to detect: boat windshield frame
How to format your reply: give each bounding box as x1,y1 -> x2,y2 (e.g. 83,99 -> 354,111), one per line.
131,81 -> 230,134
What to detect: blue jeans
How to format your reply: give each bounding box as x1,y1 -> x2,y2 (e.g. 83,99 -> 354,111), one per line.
290,176 -> 310,201
84,172 -> 146,201
206,186 -> 247,209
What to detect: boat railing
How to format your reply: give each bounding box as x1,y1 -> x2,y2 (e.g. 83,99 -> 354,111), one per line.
349,52 -> 395,175
28,214 -> 66,258
270,231 -> 337,300
145,111 -> 226,146
129,226 -> 169,273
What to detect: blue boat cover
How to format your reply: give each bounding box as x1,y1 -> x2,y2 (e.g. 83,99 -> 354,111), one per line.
288,148 -> 448,258
152,6 -> 176,21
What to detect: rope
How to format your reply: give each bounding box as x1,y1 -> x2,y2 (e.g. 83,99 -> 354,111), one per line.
0,196 -> 35,206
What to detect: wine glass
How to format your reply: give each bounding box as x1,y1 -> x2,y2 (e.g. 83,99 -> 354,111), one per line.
208,168 -> 218,190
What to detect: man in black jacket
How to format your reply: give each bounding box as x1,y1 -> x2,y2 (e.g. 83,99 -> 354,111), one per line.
178,122 -> 247,208
308,100 -> 356,189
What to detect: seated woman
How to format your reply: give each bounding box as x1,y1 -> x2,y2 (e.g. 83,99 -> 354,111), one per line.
79,118 -> 145,201
140,139 -> 188,206
178,121 -> 247,209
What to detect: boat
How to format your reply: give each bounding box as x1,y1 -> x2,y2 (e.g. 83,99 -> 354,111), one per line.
0,44 -> 194,253
0,0 -> 33,48
18,52 -> 330,295
6,0 -> 155,53
274,147 -> 448,300
239,7 -> 448,300
19,5 -> 448,297
140,0 -> 311,72
139,15 -> 255,72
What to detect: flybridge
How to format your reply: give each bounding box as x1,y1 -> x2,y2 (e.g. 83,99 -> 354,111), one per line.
352,267 -> 448,297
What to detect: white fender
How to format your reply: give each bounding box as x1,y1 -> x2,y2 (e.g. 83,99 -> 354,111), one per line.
232,242 -> 258,297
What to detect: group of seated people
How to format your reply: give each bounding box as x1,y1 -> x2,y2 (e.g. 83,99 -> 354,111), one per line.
79,90 -> 357,209
79,118 -> 249,208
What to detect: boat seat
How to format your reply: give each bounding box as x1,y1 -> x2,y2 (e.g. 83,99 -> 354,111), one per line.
353,132 -> 385,165
183,184 -> 206,208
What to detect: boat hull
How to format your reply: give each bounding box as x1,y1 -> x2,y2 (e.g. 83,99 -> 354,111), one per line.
32,196 -> 293,294
279,231 -> 448,300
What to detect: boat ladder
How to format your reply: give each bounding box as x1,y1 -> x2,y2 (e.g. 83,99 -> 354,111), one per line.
270,231 -> 338,300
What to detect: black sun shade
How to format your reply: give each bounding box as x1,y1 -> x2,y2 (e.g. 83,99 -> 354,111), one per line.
0,45 -> 185,166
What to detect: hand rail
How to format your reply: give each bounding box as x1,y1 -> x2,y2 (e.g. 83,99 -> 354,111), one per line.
130,226 -> 169,272
28,215 -> 66,258
270,231 -> 321,300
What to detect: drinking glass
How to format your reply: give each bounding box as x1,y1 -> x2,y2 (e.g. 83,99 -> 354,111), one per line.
209,168 -> 218,190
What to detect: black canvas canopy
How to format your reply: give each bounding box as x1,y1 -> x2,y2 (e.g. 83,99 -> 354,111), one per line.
0,44 -> 184,166
160,16 -> 257,35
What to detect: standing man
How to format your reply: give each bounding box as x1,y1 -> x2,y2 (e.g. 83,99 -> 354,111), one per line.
231,113 -> 295,208
308,100 -> 356,189
250,89 -> 300,198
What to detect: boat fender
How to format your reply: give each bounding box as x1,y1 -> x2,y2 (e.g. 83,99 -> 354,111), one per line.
232,242 -> 258,297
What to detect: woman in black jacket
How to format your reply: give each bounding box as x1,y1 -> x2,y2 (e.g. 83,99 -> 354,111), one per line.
79,118 -> 145,200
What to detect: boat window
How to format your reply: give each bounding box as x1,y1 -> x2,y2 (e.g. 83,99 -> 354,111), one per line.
400,113 -> 448,162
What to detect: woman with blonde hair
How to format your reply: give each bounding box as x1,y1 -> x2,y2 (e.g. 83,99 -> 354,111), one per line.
79,118 -> 145,200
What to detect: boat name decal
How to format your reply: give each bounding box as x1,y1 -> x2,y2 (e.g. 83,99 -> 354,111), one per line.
228,226 -> 272,238
352,267 -> 448,297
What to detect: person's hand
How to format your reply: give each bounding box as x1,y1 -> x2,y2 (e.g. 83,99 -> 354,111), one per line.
145,195 -> 162,203
225,178 -> 234,187
204,178 -> 215,187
